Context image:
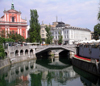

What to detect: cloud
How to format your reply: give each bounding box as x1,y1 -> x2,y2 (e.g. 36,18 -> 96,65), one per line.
0,0 -> 98,31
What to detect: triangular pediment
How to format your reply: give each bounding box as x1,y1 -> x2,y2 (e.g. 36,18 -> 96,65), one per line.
7,9 -> 20,13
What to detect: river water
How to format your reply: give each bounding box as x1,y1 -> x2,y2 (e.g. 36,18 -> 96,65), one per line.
0,58 -> 100,86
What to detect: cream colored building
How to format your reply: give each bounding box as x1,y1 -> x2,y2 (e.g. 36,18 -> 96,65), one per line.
40,22 -> 56,43
40,24 -> 48,43
51,22 -> 91,44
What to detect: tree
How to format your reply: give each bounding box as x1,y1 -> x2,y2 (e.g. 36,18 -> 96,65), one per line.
0,37 -> 5,59
0,30 -> 5,38
58,31 -> 63,45
29,9 -> 41,43
8,32 -> 25,42
93,10 -> 100,40
45,26 -> 53,44
93,24 -> 100,40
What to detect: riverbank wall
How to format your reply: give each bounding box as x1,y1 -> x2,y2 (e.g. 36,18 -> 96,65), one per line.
0,58 -> 10,70
0,56 -> 36,69
72,57 -> 100,76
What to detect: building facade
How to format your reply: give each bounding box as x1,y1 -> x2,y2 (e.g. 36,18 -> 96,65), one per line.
51,22 -> 91,44
40,22 -> 56,44
0,3 -> 27,39
40,23 -> 48,42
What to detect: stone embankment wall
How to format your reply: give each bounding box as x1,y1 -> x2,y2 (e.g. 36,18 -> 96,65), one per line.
72,58 -> 100,76
0,56 -> 36,69
11,56 -> 36,64
0,58 -> 10,69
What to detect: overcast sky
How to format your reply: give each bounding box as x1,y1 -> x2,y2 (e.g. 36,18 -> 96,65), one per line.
0,0 -> 99,31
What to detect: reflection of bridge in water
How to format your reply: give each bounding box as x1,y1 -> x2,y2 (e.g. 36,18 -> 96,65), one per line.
4,60 -> 78,83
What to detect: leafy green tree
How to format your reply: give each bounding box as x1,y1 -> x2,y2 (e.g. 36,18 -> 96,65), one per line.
93,10 -> 100,40
29,9 -> 41,43
8,32 -> 25,42
45,26 -> 53,44
93,24 -> 100,40
0,37 -> 5,59
58,31 -> 63,44
5,38 -> 15,42
0,30 -> 5,38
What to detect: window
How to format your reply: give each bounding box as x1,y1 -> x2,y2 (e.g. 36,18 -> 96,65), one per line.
12,17 -> 14,22
42,30 -> 44,33
67,30 -> 68,33
42,34 -> 44,37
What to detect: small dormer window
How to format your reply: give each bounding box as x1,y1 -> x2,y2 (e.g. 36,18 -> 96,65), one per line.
12,17 -> 14,22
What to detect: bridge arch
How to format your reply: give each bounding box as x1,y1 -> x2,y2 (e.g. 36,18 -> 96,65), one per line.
15,50 -> 19,56
20,50 -> 23,55
5,52 -> 7,57
30,49 -> 33,55
25,49 -> 28,55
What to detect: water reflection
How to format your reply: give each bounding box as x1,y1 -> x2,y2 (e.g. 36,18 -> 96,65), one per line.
0,59 -> 100,86
73,66 -> 100,86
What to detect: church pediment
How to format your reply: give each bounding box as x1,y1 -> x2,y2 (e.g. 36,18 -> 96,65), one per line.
7,9 -> 20,13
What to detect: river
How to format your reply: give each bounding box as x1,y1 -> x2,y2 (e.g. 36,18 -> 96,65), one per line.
0,57 -> 100,86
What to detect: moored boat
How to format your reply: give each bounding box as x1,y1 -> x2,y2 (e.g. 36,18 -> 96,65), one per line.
72,40 -> 100,76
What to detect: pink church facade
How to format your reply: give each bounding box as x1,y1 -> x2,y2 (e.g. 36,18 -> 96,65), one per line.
0,3 -> 27,39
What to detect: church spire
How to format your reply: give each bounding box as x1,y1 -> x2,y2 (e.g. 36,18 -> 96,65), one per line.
11,0 -> 14,10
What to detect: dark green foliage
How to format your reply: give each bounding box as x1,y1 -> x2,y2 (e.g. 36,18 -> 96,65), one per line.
98,12 -> 100,20
0,37 -> 5,44
58,31 -> 63,44
0,37 -> 15,59
5,38 -> 15,42
0,37 -> 5,59
93,10 -> 100,40
0,45 -> 5,59
45,26 -> 53,44
29,9 -> 41,43
93,23 -> 100,40
8,32 -> 25,42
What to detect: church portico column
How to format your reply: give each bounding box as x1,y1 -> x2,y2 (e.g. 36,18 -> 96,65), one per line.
20,28 -> 22,35
18,28 -> 19,34
8,28 -> 10,34
5,27 -> 7,38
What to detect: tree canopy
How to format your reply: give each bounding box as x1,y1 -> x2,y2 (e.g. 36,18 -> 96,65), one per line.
7,32 -> 25,42
0,37 -> 15,59
93,10 -> 100,40
58,31 -> 63,44
93,23 -> 100,40
29,9 -> 41,43
45,26 -> 53,44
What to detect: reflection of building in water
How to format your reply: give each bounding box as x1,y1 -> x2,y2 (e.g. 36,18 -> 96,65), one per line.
18,74 -> 31,86
5,60 -> 36,83
3,60 -> 78,86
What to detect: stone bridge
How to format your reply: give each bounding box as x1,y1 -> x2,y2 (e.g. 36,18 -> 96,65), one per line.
36,45 -> 76,54
4,45 -> 37,63
36,45 -> 76,59
4,44 -> 76,62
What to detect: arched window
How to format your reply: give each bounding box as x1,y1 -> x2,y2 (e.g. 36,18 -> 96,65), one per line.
12,17 -> 14,22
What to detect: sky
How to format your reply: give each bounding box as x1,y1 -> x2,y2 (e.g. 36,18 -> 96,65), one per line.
0,0 -> 99,31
